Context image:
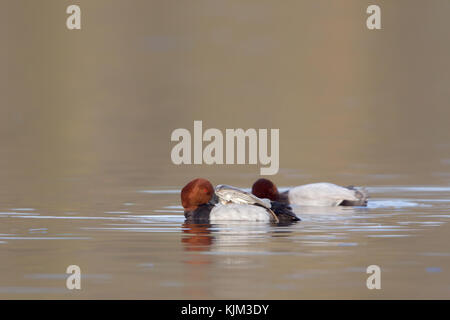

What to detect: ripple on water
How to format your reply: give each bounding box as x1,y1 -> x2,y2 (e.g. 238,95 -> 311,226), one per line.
81,227 -> 183,233
0,287 -> 69,294
366,234 -> 412,238
139,189 -> 179,194
0,236 -> 90,240
125,215 -> 185,223
105,211 -> 131,214
0,212 -> 40,216
367,200 -> 427,209
29,228 -> 48,234
368,186 -> 450,193
24,273 -> 111,280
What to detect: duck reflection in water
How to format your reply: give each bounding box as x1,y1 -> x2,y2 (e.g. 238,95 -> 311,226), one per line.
181,220 -> 298,253
182,223 -> 214,252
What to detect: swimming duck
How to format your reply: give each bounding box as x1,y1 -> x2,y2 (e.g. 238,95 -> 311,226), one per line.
251,178 -> 368,207
181,178 -> 300,222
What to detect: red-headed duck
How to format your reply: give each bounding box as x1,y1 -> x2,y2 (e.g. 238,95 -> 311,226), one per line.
181,178 -> 300,222
252,179 -> 368,207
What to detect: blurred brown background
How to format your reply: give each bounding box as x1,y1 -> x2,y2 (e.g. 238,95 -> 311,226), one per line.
1,0 -> 449,207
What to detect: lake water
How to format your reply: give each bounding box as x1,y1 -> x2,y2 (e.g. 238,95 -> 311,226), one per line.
1,0 -> 450,299
1,183 -> 449,299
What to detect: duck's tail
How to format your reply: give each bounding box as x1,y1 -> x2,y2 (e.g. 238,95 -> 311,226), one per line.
270,201 -> 301,222
341,186 -> 369,206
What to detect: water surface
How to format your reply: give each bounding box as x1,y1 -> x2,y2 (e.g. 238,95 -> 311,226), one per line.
1,184 -> 449,299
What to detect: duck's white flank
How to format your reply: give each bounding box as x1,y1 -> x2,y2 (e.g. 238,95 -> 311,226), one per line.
209,203 -> 272,221
288,183 -> 362,206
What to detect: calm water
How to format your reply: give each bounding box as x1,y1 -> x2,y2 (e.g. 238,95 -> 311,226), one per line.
1,183 -> 450,299
1,0 -> 450,299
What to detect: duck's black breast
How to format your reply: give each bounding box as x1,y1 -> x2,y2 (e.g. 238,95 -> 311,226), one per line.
270,201 -> 301,222
184,203 -> 214,222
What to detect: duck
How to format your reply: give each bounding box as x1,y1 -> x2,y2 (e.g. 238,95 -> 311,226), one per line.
181,178 -> 300,222
251,178 -> 368,207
